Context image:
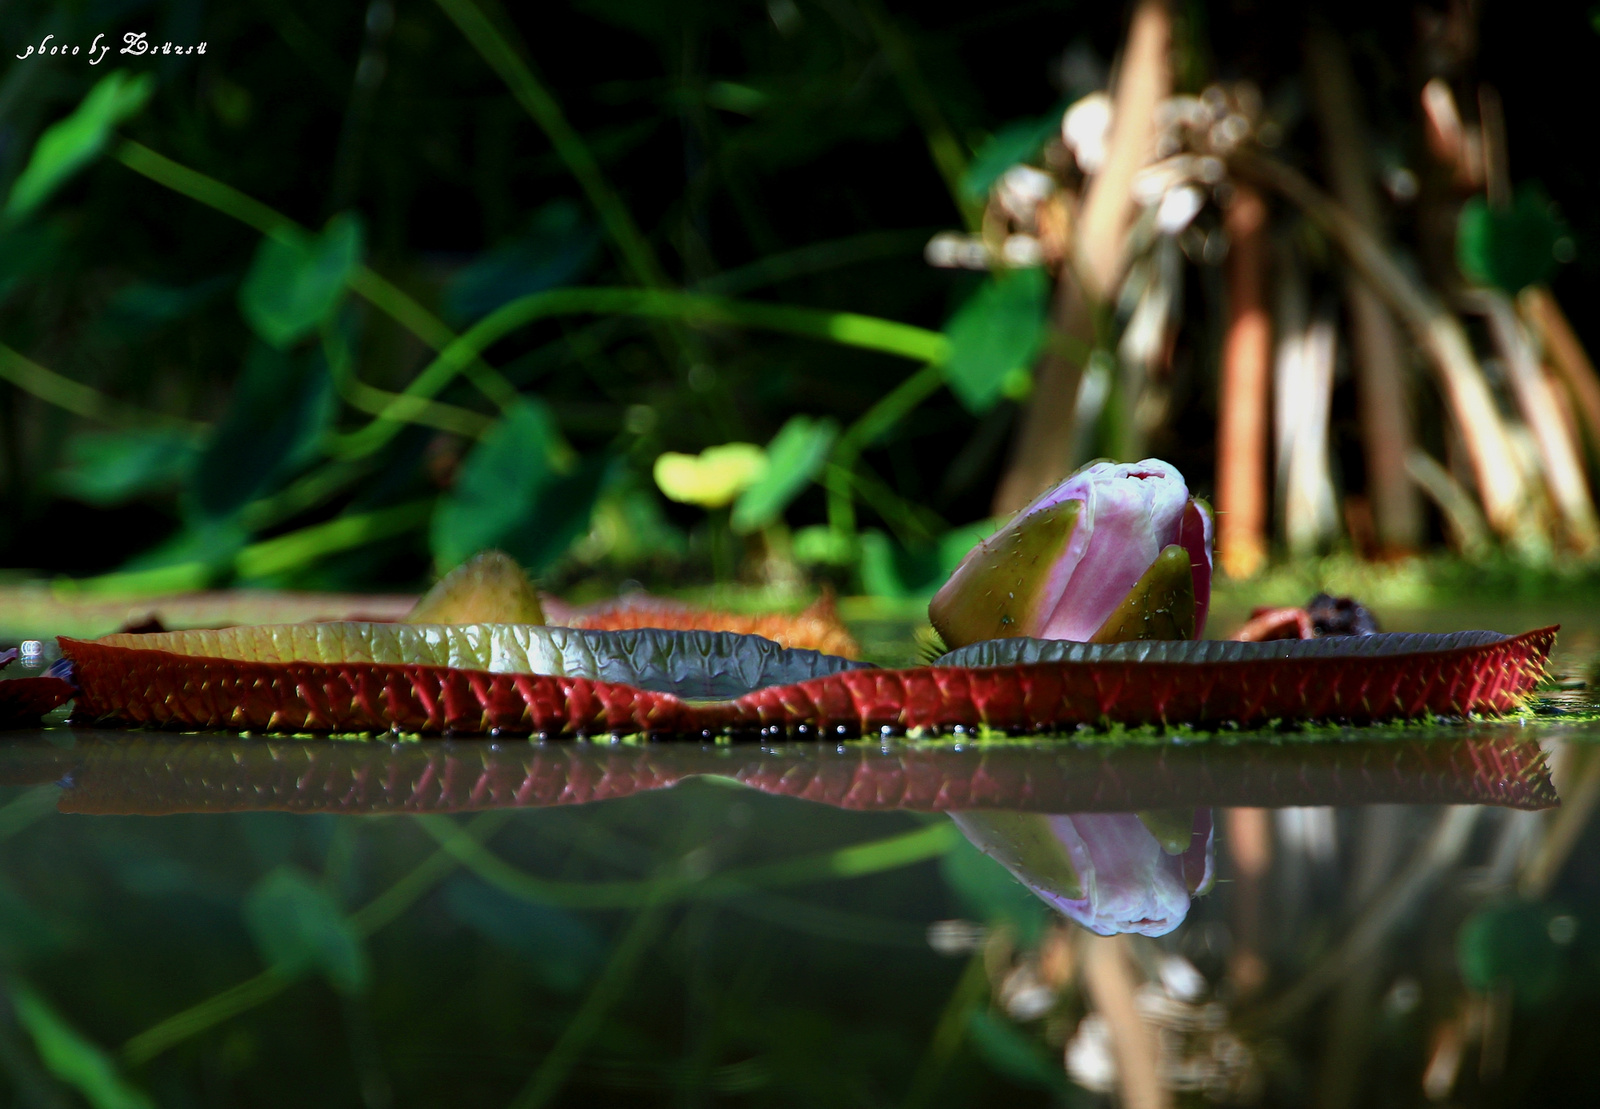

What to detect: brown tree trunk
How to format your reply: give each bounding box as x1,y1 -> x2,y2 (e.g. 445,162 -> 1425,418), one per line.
1217,186 -> 1272,579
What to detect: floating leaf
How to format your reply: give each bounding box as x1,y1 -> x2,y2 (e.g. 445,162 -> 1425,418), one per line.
654,443 -> 768,509
10,983 -> 154,1109
942,268 -> 1050,413
75,622 -> 869,697
731,416 -> 838,534
1457,186 -> 1572,293
244,866 -> 370,994
53,428 -> 200,505
444,200 -> 599,324
431,399 -> 604,573
62,625 -> 1555,736
239,213 -> 363,349
4,71 -> 154,222
190,343 -> 335,518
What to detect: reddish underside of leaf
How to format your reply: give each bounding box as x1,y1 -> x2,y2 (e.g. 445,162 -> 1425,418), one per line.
61,626 -> 1556,737
0,675 -> 74,728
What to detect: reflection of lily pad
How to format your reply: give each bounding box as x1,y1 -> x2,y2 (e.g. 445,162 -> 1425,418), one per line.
1457,186 -> 1572,293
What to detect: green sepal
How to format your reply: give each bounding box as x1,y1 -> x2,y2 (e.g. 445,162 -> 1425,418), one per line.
1089,544 -> 1195,644
928,499 -> 1082,649
951,812 -> 1083,900
1135,809 -> 1195,855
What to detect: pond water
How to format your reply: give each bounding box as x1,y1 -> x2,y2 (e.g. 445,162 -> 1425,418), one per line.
0,613 -> 1598,1107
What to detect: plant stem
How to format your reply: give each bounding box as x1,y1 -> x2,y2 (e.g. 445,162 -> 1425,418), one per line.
1230,149 -> 1531,543
122,813 -> 511,1066
413,816 -> 956,910
826,363 -> 946,534
432,0 -> 669,291
0,344 -> 202,430
321,329 -> 493,438
507,899 -> 669,1109
113,140 -> 519,414
62,501 -> 433,595
336,287 -> 949,461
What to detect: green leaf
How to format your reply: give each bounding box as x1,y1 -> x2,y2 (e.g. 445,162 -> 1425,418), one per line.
791,524 -> 856,566
432,399 -> 605,573
11,983 -> 154,1109
239,213 -> 364,348
731,416 -> 838,534
4,71 -> 154,222
53,428 -> 201,505
96,276 -> 231,341
1457,185 -> 1573,293
942,268 -> 1050,413
964,1010 -> 1070,1094
858,519 -> 1000,600
961,113 -> 1061,202
244,866 -> 370,995
444,200 -> 598,325
654,443 -> 768,508
190,343 -> 336,519
1457,898 -> 1576,1006
443,879 -> 604,992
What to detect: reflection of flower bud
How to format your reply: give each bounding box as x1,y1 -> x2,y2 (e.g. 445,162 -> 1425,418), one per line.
930,459 -> 1212,649
951,809 -> 1215,937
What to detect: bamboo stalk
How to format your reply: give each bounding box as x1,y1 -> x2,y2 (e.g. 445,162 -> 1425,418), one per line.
1521,286 -> 1600,460
1217,185 -> 1272,579
1082,935 -> 1172,1109
1461,289 -> 1599,553
992,0 -> 1171,514
1230,150 -> 1530,540
1273,248 -> 1340,556
1404,450 -> 1490,556
1305,25 -> 1423,552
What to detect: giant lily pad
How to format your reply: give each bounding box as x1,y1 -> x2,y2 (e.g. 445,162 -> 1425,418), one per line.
59,624 -> 1554,737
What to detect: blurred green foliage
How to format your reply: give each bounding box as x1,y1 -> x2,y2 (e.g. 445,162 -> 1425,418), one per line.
0,0 -> 1596,599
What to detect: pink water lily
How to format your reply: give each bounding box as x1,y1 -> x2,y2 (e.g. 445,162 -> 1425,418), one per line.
952,809 -> 1216,937
931,458 -> 1213,648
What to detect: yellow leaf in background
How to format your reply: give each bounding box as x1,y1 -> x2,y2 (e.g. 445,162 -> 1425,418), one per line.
653,443 -> 768,508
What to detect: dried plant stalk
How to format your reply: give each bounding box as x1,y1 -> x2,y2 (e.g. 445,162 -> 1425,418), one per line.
1462,289 -> 1599,553
993,0 -> 1171,514
1306,25 -> 1423,551
1231,151 -> 1530,541
1521,286 -> 1600,460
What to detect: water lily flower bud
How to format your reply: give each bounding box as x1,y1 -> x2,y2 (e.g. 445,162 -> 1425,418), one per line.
930,458 -> 1213,648
951,809 -> 1215,937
